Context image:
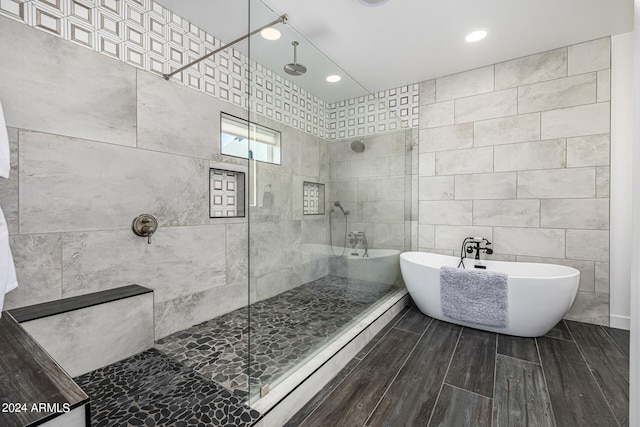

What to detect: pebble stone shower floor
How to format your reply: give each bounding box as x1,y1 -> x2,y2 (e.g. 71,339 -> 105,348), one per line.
74,275 -> 400,426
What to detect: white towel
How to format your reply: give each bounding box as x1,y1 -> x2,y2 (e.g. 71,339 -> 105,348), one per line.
0,99 -> 9,179
0,99 -> 16,318
0,206 -> 17,318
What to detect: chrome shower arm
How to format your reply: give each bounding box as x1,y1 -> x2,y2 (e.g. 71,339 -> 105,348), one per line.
163,14 -> 288,81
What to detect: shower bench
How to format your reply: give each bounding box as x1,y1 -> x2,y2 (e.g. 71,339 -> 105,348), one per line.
0,285 -> 153,427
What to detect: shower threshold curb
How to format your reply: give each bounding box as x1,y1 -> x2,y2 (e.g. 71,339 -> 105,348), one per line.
251,288 -> 409,426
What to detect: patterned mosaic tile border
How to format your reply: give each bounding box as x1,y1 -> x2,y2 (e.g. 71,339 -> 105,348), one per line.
329,84 -> 420,139
0,0 -> 419,140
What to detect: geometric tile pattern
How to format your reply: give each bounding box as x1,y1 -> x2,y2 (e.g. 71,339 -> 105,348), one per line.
0,0 -> 420,142
210,168 -> 244,218
251,62 -> 332,139
303,181 -> 324,215
74,348 -> 261,427
156,275 -> 400,395
329,83 -> 420,140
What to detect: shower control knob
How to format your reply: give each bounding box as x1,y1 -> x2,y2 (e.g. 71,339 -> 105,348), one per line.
132,214 -> 158,244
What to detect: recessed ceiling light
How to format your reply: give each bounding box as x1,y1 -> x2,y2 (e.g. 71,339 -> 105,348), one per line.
326,75 -> 341,83
465,30 -> 487,43
359,0 -> 391,7
260,28 -> 281,41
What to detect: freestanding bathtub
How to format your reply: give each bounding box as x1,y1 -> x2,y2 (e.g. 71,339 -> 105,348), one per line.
400,252 -> 580,337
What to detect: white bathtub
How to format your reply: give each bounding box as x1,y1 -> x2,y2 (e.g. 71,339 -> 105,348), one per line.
299,244 -> 401,285
400,252 -> 580,337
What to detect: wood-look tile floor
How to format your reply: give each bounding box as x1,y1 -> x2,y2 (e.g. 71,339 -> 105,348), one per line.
286,305 -> 630,427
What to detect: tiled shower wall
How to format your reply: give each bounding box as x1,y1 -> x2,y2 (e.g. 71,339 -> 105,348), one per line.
0,15 -> 329,339
328,130 -> 413,254
0,0 -> 411,340
247,112 -> 332,303
417,38 -> 611,325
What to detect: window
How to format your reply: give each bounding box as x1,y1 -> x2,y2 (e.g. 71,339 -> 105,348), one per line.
220,113 -> 281,165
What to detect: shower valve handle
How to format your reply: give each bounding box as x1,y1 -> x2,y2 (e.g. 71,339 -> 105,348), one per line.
132,214 -> 158,245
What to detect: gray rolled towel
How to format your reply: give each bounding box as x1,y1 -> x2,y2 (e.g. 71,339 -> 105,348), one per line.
440,266 -> 508,328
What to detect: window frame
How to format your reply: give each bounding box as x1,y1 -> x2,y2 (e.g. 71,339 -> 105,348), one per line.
220,112 -> 282,165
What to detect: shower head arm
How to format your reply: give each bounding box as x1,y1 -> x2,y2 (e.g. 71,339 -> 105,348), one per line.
163,14 -> 288,80
292,41 -> 299,64
285,40 -> 307,76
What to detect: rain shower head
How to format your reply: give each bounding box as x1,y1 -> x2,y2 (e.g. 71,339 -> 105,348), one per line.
351,139 -> 365,153
284,41 -> 307,76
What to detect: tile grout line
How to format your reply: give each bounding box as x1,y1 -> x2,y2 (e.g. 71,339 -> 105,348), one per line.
362,316 -> 434,426
442,382 -> 493,400
495,351 -> 542,366
491,333 -> 498,427
533,335 -> 558,427
293,356 -> 365,427
355,306 -> 410,360
292,307 -> 410,427
425,326 -> 464,427
565,321 -> 623,427
598,324 -> 628,357
542,330 -> 575,342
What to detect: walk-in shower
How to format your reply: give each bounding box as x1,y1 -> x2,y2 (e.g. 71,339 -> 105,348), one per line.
244,0 -> 411,409
149,0 -> 413,414
146,0 -> 412,414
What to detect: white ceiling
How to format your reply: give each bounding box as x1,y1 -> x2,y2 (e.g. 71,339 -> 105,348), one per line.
154,0 -> 633,103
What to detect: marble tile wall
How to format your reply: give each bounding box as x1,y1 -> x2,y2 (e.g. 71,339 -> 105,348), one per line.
0,5 -> 402,341
248,113 -> 331,303
417,38 -> 611,325
0,15 -> 330,340
327,129 -> 412,255
0,0 -> 415,335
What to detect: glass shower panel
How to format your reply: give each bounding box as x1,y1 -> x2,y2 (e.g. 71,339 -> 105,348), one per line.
247,0 -> 412,407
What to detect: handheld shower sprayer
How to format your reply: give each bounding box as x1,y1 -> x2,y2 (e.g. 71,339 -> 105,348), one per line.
329,201 -> 350,258
333,201 -> 350,216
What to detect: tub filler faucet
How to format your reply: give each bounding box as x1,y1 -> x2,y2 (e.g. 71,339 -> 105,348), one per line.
348,231 -> 369,258
458,237 -> 493,267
